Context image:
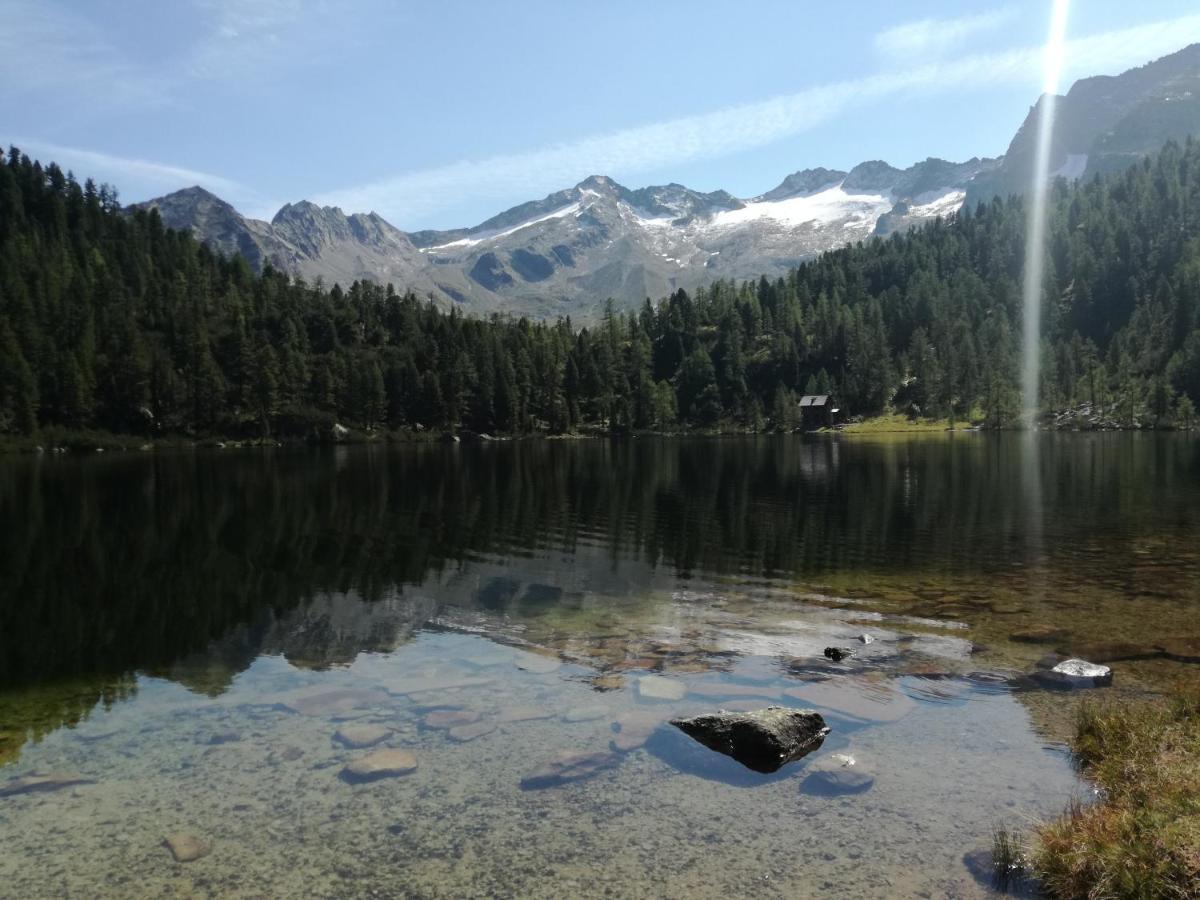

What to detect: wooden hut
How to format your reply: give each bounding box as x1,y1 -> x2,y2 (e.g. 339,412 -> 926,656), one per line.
798,394 -> 840,429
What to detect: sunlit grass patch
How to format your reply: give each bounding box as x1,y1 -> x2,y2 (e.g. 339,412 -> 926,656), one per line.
836,414 -> 960,434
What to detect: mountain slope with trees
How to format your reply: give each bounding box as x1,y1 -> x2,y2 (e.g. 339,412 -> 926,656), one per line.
2,138 -> 1200,441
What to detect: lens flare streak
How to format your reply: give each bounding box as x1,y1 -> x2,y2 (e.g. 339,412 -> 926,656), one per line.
1022,0 -> 1072,425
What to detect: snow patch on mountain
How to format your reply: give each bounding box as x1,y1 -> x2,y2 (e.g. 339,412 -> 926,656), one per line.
710,182 -> 893,230
425,201 -> 583,251
907,188 -> 967,219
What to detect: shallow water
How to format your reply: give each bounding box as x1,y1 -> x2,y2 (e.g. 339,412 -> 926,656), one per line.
1,435 -> 1198,898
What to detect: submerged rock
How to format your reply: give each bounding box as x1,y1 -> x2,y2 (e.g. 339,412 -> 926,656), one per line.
282,688 -> 391,717
1009,625 -> 1069,644
268,746 -> 305,765
513,652 -> 562,674
610,711 -> 664,753
341,749 -> 418,783
163,832 -> 211,863
334,724 -> 392,749
497,707 -> 554,724
520,750 -> 621,790
1036,658 -> 1113,689
589,674 -> 626,692
670,707 -> 829,774
636,675 -> 686,701
1155,636 -> 1200,663
1062,642 -> 1164,664
563,706 -> 608,723
448,721 -> 495,742
423,709 -> 479,730
0,772 -> 95,797
800,752 -> 875,796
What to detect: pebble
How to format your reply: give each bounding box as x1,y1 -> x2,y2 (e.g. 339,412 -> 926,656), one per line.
342,749 -> 419,782
334,724 -> 392,749
163,833 -> 211,863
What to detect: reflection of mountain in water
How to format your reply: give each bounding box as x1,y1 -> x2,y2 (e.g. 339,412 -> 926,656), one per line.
2,435 -> 1198,699
165,590 -> 440,695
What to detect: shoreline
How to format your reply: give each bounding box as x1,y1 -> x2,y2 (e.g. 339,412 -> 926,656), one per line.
1,418 -> 1194,455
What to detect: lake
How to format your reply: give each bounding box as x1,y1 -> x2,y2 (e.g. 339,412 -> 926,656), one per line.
1,434 -> 1198,898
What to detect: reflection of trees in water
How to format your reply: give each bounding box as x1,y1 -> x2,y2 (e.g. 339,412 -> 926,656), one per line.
0,674 -> 135,767
1,435 -> 1197,696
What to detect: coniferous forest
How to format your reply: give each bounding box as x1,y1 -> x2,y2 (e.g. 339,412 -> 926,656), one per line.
2,139 -> 1200,441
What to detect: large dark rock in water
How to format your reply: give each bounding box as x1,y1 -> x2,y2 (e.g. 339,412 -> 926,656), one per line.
670,707 -> 828,774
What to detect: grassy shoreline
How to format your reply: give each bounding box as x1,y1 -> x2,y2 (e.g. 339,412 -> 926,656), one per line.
2,415 -> 1193,454
995,690 -> 1200,896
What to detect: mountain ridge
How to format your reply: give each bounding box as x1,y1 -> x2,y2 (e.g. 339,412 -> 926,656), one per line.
134,43 -> 1200,320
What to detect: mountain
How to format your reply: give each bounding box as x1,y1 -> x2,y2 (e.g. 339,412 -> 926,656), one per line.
134,44 -> 1200,320
965,43 -> 1200,205
135,158 -> 994,320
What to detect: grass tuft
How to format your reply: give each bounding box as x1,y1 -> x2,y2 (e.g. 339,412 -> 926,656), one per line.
1030,689 -> 1200,898
991,824 -> 1031,892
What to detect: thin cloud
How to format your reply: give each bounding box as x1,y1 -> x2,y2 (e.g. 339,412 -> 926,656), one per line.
316,14 -> 1200,227
875,9 -> 1014,61
189,0 -> 308,80
10,139 -> 254,206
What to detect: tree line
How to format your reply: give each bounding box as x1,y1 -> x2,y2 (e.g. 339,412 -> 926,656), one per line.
2,139 -> 1200,439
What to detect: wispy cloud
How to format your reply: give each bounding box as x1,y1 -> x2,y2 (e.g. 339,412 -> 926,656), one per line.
9,139 -> 257,207
186,0 -> 381,85
188,0 -> 312,80
0,0 -> 168,111
874,9 -> 1015,61
317,14 -> 1200,226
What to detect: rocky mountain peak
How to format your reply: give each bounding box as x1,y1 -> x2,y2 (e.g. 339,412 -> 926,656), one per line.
842,161 -> 904,193
758,168 -> 848,202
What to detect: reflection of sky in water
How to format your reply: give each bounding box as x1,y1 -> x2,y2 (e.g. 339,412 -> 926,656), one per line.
2,435 -> 1199,896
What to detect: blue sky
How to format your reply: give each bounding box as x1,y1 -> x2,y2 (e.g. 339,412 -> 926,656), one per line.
4,0 -> 1200,230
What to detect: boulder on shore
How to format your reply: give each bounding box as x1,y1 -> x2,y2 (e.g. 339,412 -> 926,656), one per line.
670,707 -> 829,774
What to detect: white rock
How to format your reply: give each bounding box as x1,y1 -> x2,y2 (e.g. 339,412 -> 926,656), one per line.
1049,658 -> 1113,687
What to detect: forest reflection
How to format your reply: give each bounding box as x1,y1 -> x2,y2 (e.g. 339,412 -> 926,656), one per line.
2,434 -> 1198,697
